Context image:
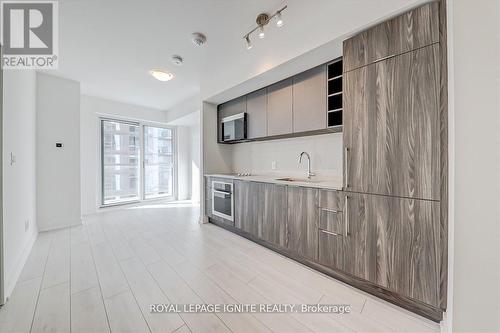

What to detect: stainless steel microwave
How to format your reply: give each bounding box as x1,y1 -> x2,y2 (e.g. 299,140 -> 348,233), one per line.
221,113 -> 247,142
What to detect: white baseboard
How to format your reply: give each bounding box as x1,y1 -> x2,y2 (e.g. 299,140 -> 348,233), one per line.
37,218 -> 82,233
4,230 -> 38,300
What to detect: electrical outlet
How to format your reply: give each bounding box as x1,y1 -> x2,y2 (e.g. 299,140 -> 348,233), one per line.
271,161 -> 277,170
25,219 -> 29,231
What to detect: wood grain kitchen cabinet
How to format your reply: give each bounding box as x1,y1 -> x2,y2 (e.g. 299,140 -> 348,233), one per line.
343,193 -> 377,283
267,78 -> 293,136
234,180 -> 263,237
318,228 -> 345,272
218,96 -> 247,142
260,183 -> 287,248
245,88 -> 267,139
372,44 -> 440,200
286,186 -> 319,260
292,65 -> 327,132
343,2 -> 439,72
234,180 -> 251,233
371,194 -> 441,307
341,192 -> 440,307
343,44 -> 440,200
318,190 -> 346,271
343,64 -> 371,193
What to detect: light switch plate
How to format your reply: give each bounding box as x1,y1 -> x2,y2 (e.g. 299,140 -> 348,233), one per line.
271,161 -> 277,170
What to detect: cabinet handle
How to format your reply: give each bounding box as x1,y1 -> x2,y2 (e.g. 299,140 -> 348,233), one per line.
344,196 -> 349,236
319,229 -> 342,237
320,207 -> 342,214
344,147 -> 350,190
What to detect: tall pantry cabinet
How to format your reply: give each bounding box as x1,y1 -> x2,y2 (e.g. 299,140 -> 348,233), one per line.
342,1 -> 448,317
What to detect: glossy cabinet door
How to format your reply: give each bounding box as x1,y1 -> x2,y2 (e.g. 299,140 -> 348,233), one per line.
260,183 -> 287,248
286,186 -> 319,260
343,44 -> 440,200
246,88 -> 267,139
292,65 -> 327,132
343,2 -> 439,72
218,96 -> 246,142
234,180 -> 263,237
267,79 -> 293,136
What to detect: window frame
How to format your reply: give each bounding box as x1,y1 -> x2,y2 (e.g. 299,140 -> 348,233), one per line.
142,124 -> 177,201
99,117 -> 177,208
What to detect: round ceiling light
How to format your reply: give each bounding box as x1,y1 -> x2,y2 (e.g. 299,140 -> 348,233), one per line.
149,69 -> 174,81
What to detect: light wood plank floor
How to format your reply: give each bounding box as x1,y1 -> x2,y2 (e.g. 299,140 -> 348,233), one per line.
0,202 -> 441,333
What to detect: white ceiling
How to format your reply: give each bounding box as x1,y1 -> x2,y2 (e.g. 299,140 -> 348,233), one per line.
50,0 -> 425,111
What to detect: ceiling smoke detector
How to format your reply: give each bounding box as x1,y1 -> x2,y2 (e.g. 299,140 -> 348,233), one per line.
171,55 -> 183,66
191,32 -> 207,47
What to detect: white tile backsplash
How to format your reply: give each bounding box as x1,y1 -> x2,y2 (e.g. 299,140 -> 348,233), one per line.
231,132 -> 343,180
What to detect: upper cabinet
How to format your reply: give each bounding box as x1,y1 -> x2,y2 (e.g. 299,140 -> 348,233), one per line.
292,65 -> 327,133
246,88 -> 267,139
218,96 -> 246,142
344,43 -> 440,200
217,60 -> 341,143
267,78 -> 293,136
343,2 -> 439,72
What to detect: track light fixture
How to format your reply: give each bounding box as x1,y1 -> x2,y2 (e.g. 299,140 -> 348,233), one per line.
242,5 -> 287,49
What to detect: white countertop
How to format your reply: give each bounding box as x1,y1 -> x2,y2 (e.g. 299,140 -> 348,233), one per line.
205,173 -> 343,191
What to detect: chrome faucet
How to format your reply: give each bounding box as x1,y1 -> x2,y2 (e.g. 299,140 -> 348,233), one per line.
298,152 -> 315,179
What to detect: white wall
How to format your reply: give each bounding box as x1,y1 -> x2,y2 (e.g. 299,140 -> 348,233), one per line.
177,126 -> 191,200
450,0 -> 500,332
178,122 -> 201,203
167,107 -> 202,203
2,70 -> 38,298
232,133 -> 343,180
80,95 -> 168,215
165,96 -> 201,123
190,123 -> 200,204
36,73 -> 81,232
202,102 -> 233,174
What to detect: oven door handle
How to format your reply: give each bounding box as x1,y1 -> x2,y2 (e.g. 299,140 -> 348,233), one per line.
213,190 -> 231,198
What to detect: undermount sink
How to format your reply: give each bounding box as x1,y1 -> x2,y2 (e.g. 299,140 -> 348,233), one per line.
275,177 -> 319,183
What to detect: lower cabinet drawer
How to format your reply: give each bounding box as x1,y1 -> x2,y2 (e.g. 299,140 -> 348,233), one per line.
319,189 -> 344,211
318,207 -> 344,235
318,229 -> 344,271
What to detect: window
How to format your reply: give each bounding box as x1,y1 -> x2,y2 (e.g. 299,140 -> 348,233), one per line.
101,119 -> 141,205
144,126 -> 174,199
101,119 -> 175,206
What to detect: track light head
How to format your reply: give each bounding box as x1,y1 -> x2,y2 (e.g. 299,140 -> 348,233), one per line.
245,35 -> 252,50
258,25 -> 265,39
276,11 -> 284,27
